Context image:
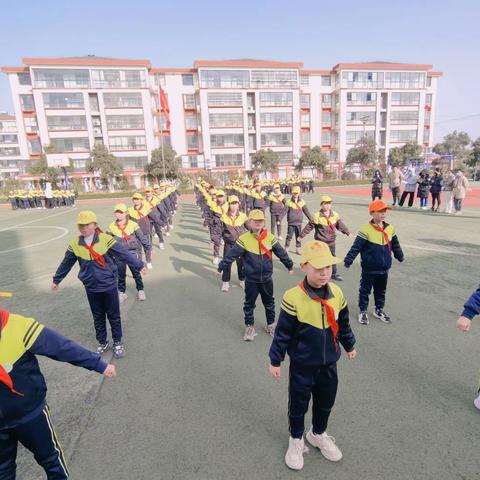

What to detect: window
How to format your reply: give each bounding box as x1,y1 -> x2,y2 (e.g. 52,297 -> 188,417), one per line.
321,131 -> 331,145
214,153 -> 243,167
423,128 -> 430,143
300,131 -> 310,145
347,111 -> 376,125
424,110 -> 431,125
109,136 -> 146,151
33,68 -> 89,88
301,112 -> 310,128
300,94 -> 310,108
116,156 -> 148,170
391,92 -> 420,105
251,70 -> 298,88
50,137 -> 90,152
0,120 -> 17,132
300,75 -> 309,86
43,92 -> 84,109
153,73 -> 166,86
322,111 -> 332,126
18,73 -> 31,85
184,113 -> 198,130
260,132 -> 292,147
47,115 -> 88,131
259,92 -> 293,106
389,130 -> 417,142
20,95 -> 34,111
106,115 -> 144,129
425,94 -> 432,106
91,69 -> 146,88
187,135 -> 199,149
346,92 -> 377,105
124,70 -> 146,88
103,92 -> 143,108
385,72 -> 425,89
207,92 -> 243,107
182,74 -> 194,86
426,76 -> 432,87
0,147 -> 20,156
210,134 -> 244,148
0,134 -> 18,144
200,70 -> 249,88
183,94 -> 196,109
342,71 -> 383,88
260,112 -> 292,127
277,152 -> 293,164
322,94 -> 332,106
321,75 -> 331,86
187,155 -> 198,168
209,113 -> 243,128
390,111 -> 418,125
346,130 -> 375,144
28,138 -> 41,154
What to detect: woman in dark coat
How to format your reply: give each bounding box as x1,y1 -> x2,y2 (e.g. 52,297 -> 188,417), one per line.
371,170 -> 383,200
429,167 -> 443,212
417,171 -> 430,209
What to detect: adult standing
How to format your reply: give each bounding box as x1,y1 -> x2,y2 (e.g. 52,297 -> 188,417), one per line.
388,166 -> 403,206
398,169 -> 418,208
429,167 -> 443,212
452,170 -> 470,215
416,171 -> 430,210
44,182 -> 53,209
371,170 -> 383,201
441,169 -> 456,214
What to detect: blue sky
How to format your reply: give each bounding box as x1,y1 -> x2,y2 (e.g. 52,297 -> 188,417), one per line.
1,0 -> 479,142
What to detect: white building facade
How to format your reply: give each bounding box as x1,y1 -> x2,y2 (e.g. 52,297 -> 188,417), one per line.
1,57 -> 442,184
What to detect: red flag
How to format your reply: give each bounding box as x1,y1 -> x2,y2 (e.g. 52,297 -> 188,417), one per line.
159,86 -> 171,130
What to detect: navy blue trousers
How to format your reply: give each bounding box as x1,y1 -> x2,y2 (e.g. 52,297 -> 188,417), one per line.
358,272 -> 388,312
243,279 -> 275,326
85,287 -> 122,344
222,243 -> 245,282
288,363 -> 338,439
0,405 -> 69,479
285,224 -> 302,248
117,262 -> 144,293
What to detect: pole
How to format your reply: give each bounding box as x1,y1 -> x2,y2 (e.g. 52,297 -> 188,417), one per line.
159,107 -> 166,180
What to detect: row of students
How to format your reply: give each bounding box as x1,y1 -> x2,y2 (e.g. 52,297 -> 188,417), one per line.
8,189 -> 76,210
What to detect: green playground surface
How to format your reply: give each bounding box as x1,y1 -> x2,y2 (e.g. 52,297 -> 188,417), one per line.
1,192 -> 479,480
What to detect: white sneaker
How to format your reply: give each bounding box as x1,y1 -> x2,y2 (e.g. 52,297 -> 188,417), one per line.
118,292 -> 128,304
137,290 -> 146,301
170,225 -> 174,230
285,436 -> 308,470
239,280 -> 245,289
159,243 -> 165,250
221,282 -> 230,292
147,262 -> 153,270
306,428 -> 343,462
278,236 -> 283,241
165,231 -> 171,237
243,325 -> 257,341
212,256 -> 221,266
474,393 -> 480,410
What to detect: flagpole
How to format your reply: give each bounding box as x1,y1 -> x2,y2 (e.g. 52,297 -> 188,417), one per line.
160,111 -> 165,181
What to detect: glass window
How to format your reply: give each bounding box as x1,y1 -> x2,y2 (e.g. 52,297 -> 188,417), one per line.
47,115 -> 88,130
187,135 -> 199,149
50,137 -> 90,152
259,92 -> 293,106
200,70 -> 249,88
33,68 -> 89,88
385,72 -> 425,89
183,94 -> 196,109
210,134 -> 244,147
346,130 -> 375,144
321,75 -> 331,86
277,152 -> 293,164
322,111 -> 332,125
28,138 -> 41,154
103,92 -> 143,108
346,92 -> 377,105
300,75 -> 309,86
18,73 -> 31,85
0,147 -> 20,156
424,110 -> 431,125
182,74 -> 194,86
390,111 -> 418,125
260,132 -> 292,147
20,94 -> 34,111
124,70 -> 146,88
389,130 -> 417,142
251,70 -> 298,88
116,156 -> 148,170
423,128 -> 430,142
342,71 -> 383,88
347,111 -> 376,125
24,118 -> 38,134
214,153 -> 243,167
425,94 -> 432,106
209,113 -> 243,128
300,131 -> 310,145
0,134 -> 18,144
43,92 -> 84,109
391,92 -> 420,105
426,76 -> 432,87
106,115 -> 144,129
0,120 -> 17,132
153,73 -> 166,87
322,94 -> 332,106
301,112 -> 310,128
207,92 -> 242,107
300,94 -> 310,108
321,131 -> 331,145
91,69 -> 146,88
109,136 -> 146,151
260,112 -> 292,127
184,113 -> 198,130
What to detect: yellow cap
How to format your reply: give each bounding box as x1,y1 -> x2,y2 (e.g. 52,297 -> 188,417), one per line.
132,192 -> 143,200
76,210 -> 97,225
0,292 -> 13,297
153,184 -> 160,189
320,195 -> 332,204
114,203 -> 128,213
144,187 -> 153,193
215,189 -> 225,197
228,195 -> 239,204
292,186 -> 301,194
300,240 -> 342,269
248,209 -> 265,221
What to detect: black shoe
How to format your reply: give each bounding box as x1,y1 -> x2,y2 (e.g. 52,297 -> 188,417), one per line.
96,341 -> 110,355
373,308 -> 391,324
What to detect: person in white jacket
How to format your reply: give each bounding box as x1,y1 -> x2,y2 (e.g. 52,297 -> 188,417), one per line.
398,169 -> 418,208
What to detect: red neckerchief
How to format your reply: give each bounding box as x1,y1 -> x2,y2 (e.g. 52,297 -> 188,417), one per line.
271,194 -> 282,203
0,310 -> 24,396
292,197 -> 302,210
117,222 -> 130,241
297,281 -> 339,351
323,211 -> 335,231
227,212 -> 241,227
135,203 -> 146,218
146,198 -> 155,209
371,222 -> 391,253
81,238 -> 106,267
256,230 -> 272,260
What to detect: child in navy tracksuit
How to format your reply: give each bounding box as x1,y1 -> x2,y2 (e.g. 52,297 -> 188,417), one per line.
456,285 -> 480,409
344,200 -> 404,325
0,300 -> 116,479
52,210 -> 145,358
269,240 -> 356,471
284,186 -> 313,255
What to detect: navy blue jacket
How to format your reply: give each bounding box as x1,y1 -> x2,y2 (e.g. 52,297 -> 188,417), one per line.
462,286 -> 480,320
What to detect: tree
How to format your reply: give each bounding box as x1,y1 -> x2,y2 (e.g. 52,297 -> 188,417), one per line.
346,137 -> 379,179
251,149 -> 279,176
27,144 -> 61,186
433,130 -> 471,164
388,141 -> 423,167
88,144 -> 123,191
296,146 -> 328,176
387,147 -> 404,167
144,144 -> 180,181
467,137 -> 480,179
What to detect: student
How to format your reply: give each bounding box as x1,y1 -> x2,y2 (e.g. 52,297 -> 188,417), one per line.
128,193 -> 153,269
344,200 -> 404,325
144,187 -> 166,250
217,209 -> 294,341
106,203 -> 151,302
219,195 -> 249,292
52,211 -> 146,358
268,183 -> 287,240
206,190 -> 229,265
456,285 -> 480,409
269,241 -> 357,470
299,195 -> 351,281
251,181 -> 268,212
284,186 -> 313,255
0,292 -> 116,480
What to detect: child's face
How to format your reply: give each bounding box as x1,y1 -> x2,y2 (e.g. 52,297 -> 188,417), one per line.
145,193 -> 153,201
133,199 -> 142,207
321,202 -> 331,213
229,202 -> 239,213
274,187 -> 281,194
216,196 -> 225,205
250,219 -> 265,233
78,222 -> 96,237
115,211 -> 127,222
372,210 -> 387,223
302,263 -> 332,288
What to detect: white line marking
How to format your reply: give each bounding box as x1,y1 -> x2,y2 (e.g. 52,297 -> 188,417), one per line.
0,226 -> 69,254
0,209 -> 72,232
403,243 -> 480,257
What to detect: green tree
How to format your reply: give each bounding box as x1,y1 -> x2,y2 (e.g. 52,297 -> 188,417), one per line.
27,144 -> 62,186
144,144 -> 180,181
88,144 -> 123,191
467,137 -> 480,179
388,141 -> 423,167
387,147 -> 404,166
251,149 -> 279,176
346,137 -> 379,179
433,130 -> 471,164
296,146 -> 328,176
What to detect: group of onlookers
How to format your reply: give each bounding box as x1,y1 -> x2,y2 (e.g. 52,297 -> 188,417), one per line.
371,166 -> 471,214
